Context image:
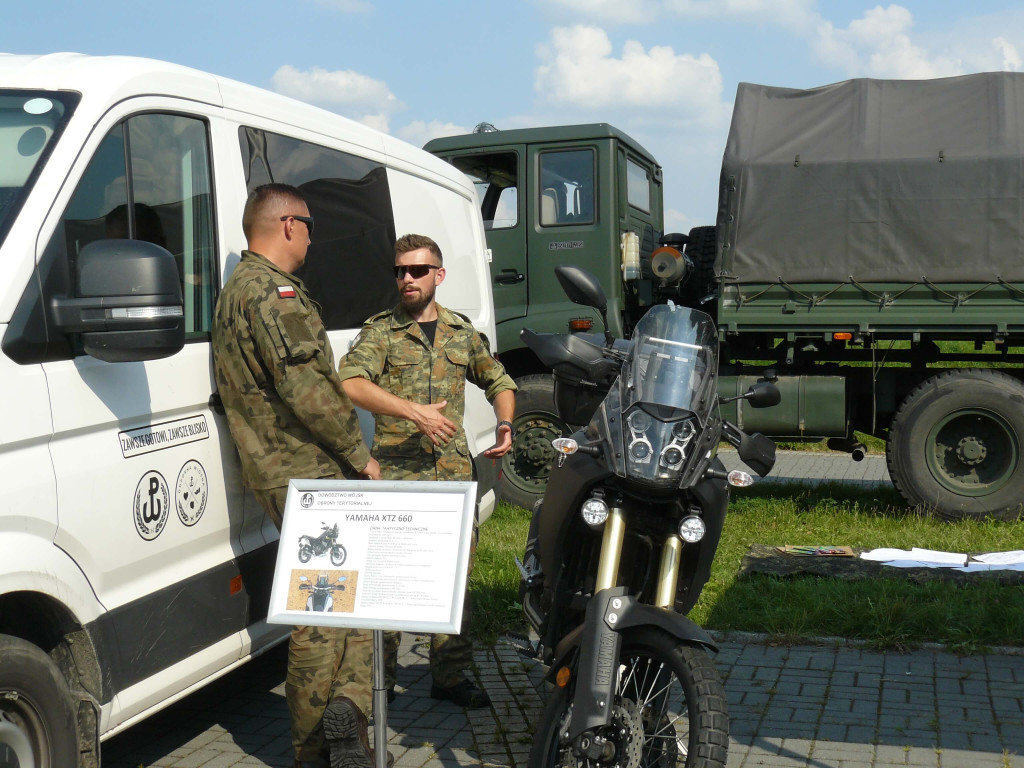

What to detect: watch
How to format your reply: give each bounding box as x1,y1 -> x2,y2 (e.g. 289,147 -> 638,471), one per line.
497,420 -> 516,438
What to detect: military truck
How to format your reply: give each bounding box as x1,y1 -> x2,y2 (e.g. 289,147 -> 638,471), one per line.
425,124 -> 705,508
429,72 -> 1024,521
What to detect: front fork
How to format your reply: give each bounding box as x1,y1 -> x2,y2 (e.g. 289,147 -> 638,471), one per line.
568,505 -> 685,742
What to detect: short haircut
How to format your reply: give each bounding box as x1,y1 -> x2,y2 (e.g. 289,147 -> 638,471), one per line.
395,233 -> 443,265
242,183 -> 306,241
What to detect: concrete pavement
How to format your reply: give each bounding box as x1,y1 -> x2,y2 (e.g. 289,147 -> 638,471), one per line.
103,451 -> 1024,768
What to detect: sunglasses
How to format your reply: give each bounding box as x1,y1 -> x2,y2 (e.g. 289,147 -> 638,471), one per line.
393,264 -> 440,279
280,214 -> 315,236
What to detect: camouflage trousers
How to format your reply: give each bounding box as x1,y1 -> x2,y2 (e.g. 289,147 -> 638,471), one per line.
383,523 -> 478,689
254,483 -> 373,762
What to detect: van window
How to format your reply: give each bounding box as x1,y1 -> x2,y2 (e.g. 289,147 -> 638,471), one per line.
0,91 -> 79,250
626,157 -> 650,213
539,149 -> 595,227
5,112 -> 216,363
450,152 -> 519,230
239,127 -> 398,330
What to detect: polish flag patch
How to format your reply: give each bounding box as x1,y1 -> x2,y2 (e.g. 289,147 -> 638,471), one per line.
277,286 -> 296,298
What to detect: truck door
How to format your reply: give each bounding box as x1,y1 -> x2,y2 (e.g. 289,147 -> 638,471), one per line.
448,150 -> 527,328
526,143 -> 605,333
34,107 -> 261,725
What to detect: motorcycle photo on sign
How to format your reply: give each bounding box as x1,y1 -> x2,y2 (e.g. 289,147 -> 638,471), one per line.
516,266 -> 779,768
297,522 -> 347,566
286,569 -> 357,613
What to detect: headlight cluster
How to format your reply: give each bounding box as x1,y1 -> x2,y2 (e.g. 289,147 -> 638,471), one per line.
625,408 -> 696,471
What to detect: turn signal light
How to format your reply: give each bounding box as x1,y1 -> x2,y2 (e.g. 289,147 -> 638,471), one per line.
833,332 -> 852,341
569,317 -> 594,331
556,666 -> 572,687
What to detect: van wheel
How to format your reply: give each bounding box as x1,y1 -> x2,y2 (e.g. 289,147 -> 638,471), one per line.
0,634 -> 79,768
501,375 -> 570,510
887,369 -> 1024,521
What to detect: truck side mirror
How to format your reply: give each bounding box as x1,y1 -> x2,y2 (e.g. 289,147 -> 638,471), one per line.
50,239 -> 185,363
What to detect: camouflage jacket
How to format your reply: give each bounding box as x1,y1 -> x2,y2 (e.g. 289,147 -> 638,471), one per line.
337,303 -> 516,480
212,250 -> 370,490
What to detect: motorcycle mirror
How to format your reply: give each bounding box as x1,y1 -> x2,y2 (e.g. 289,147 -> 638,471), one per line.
554,265 -> 613,346
298,575 -> 308,582
746,381 -> 781,408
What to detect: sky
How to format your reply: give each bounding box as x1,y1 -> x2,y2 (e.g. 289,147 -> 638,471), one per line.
5,0 -> 1024,233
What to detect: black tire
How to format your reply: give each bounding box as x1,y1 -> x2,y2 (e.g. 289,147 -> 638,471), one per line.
887,369 -> 1024,521
0,634 -> 79,768
330,545 -> 347,567
298,544 -> 313,563
529,627 -> 728,768
681,225 -> 718,307
500,374 -> 571,510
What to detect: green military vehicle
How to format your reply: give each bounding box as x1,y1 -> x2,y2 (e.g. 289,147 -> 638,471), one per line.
425,124 -> 706,509
429,72 -> 1024,521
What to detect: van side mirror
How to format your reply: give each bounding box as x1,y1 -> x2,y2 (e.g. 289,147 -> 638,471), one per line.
50,239 -> 185,363
554,265 -> 613,345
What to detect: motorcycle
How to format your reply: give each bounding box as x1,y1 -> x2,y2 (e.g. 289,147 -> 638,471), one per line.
298,522 -> 347,567
298,572 -> 347,612
516,266 -> 779,768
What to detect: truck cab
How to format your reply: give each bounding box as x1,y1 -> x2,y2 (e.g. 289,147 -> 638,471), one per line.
426,124 -> 677,508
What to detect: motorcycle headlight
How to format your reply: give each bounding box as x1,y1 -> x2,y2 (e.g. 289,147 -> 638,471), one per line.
580,497 -> 610,528
678,515 -> 706,543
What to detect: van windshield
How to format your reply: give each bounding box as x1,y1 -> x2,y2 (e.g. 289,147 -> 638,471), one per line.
0,90 -> 78,248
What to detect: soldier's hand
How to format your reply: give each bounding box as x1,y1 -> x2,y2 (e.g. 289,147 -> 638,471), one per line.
483,422 -> 513,458
360,456 -> 381,480
412,401 -> 457,446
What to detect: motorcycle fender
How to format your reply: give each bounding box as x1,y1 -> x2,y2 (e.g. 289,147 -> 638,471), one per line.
614,600 -> 718,653
566,586 -> 628,740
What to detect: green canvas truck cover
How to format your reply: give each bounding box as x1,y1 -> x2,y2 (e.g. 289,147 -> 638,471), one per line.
719,72 -> 1024,285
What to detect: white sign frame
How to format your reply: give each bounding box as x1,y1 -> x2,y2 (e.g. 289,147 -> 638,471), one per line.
267,479 -> 477,634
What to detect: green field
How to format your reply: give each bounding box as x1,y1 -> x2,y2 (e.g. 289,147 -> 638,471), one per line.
472,483 -> 1024,652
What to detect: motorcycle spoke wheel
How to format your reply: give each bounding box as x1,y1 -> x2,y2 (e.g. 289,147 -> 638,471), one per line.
529,627 -> 728,768
330,545 -> 347,567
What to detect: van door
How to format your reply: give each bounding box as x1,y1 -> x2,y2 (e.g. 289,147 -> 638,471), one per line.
30,108 -> 261,725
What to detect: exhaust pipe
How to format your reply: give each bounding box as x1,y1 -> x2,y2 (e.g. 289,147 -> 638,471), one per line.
827,437 -> 867,462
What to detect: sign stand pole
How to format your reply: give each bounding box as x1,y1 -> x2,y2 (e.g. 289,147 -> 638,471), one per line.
372,629 -> 388,768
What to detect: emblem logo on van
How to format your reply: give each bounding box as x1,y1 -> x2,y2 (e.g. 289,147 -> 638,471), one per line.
176,460 -> 208,526
134,470 -> 170,540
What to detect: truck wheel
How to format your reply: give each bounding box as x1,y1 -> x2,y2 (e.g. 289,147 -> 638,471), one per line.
0,634 -> 79,768
500,374 -> 570,510
681,225 -> 718,307
887,369 -> 1024,521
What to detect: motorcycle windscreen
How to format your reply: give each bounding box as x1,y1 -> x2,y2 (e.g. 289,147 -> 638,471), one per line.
586,304 -> 720,484
624,304 -> 719,417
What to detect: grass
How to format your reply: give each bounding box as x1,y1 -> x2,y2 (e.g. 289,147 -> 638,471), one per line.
470,483 -> 1024,651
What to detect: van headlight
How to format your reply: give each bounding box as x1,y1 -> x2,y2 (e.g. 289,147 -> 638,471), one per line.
581,497 -> 609,528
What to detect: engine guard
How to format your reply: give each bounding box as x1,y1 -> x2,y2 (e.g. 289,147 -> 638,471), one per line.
550,587 -> 718,741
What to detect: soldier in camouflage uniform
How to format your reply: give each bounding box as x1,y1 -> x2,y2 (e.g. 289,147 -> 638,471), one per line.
212,184 -> 381,768
338,233 -> 516,709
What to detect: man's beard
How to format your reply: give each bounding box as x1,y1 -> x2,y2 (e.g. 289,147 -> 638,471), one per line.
400,284 -> 435,315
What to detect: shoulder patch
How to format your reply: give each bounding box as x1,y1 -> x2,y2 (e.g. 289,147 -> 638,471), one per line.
277,285 -> 297,299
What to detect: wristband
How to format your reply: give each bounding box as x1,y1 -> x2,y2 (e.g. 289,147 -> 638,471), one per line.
497,420 -> 516,438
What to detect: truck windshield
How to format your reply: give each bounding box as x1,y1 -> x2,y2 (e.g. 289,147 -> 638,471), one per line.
0,90 -> 77,249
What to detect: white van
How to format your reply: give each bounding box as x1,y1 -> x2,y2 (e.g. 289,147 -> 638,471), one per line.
0,53 -> 499,767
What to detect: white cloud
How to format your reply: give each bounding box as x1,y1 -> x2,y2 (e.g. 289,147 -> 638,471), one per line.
535,25 -> 724,120
270,64 -> 402,132
665,0 -> 817,32
993,37 -> 1022,72
396,120 -> 471,148
311,0 -> 373,12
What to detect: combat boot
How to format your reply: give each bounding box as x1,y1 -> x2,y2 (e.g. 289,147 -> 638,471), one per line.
322,697 -> 394,768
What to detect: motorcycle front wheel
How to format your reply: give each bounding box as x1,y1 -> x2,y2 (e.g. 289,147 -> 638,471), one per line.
330,545 -> 347,567
529,626 -> 728,768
